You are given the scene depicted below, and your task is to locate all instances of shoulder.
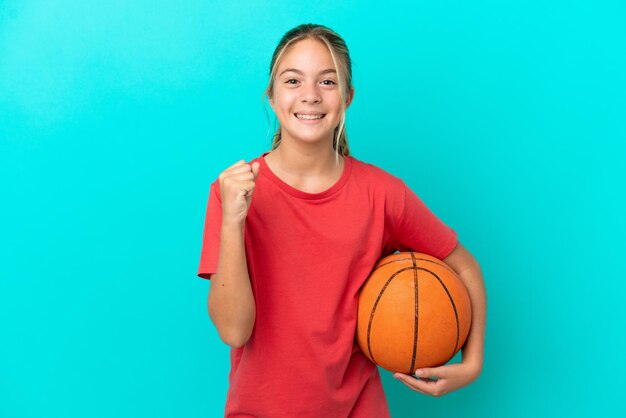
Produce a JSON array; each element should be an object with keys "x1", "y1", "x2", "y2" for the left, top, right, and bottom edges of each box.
[
  {"x1": 348, "y1": 155, "x2": 405, "y2": 190},
  {"x1": 347, "y1": 155, "x2": 407, "y2": 221}
]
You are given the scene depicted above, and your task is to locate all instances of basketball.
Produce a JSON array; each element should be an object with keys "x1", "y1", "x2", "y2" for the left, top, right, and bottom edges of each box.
[{"x1": 356, "y1": 251, "x2": 472, "y2": 374}]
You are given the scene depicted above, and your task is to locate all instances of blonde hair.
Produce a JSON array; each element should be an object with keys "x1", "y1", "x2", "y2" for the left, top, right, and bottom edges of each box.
[{"x1": 261, "y1": 24, "x2": 353, "y2": 163}]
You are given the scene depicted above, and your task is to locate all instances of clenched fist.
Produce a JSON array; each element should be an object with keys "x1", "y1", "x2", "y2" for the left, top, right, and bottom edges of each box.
[{"x1": 218, "y1": 160, "x2": 261, "y2": 226}]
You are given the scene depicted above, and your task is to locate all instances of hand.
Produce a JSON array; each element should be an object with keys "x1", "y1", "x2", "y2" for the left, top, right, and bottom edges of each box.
[
  {"x1": 392, "y1": 361, "x2": 481, "y2": 397},
  {"x1": 219, "y1": 160, "x2": 261, "y2": 226}
]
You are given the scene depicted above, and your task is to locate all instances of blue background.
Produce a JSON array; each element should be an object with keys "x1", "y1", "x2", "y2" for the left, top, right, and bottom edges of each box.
[{"x1": 1, "y1": 0, "x2": 624, "y2": 417}]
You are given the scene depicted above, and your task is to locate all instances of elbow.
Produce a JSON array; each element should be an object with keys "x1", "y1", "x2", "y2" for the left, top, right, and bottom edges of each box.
[
  {"x1": 207, "y1": 279, "x2": 256, "y2": 348},
  {"x1": 220, "y1": 326, "x2": 253, "y2": 348},
  {"x1": 208, "y1": 305, "x2": 256, "y2": 349},
  {"x1": 226, "y1": 338, "x2": 248, "y2": 349}
]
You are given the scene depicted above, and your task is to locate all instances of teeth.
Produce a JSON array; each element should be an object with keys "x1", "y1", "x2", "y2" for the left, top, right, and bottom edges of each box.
[{"x1": 296, "y1": 113, "x2": 324, "y2": 120}]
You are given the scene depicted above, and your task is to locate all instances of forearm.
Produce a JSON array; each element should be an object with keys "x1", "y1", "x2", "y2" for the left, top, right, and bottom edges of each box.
[
  {"x1": 208, "y1": 222, "x2": 256, "y2": 348},
  {"x1": 457, "y1": 264, "x2": 486, "y2": 372}
]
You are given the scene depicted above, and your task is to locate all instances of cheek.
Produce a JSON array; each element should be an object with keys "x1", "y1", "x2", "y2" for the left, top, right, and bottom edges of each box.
[
  {"x1": 325, "y1": 92, "x2": 343, "y2": 109},
  {"x1": 274, "y1": 93, "x2": 296, "y2": 112}
]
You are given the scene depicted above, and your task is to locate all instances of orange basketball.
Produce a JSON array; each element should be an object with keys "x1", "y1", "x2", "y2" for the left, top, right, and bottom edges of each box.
[{"x1": 356, "y1": 251, "x2": 472, "y2": 374}]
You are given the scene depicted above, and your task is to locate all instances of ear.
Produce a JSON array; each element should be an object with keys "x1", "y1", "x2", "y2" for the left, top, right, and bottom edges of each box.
[
  {"x1": 345, "y1": 87, "x2": 355, "y2": 109},
  {"x1": 267, "y1": 89, "x2": 274, "y2": 110}
]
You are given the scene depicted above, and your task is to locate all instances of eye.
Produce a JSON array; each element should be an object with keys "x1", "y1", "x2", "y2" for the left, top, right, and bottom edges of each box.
[
  {"x1": 285, "y1": 79, "x2": 299, "y2": 85},
  {"x1": 321, "y1": 80, "x2": 337, "y2": 85}
]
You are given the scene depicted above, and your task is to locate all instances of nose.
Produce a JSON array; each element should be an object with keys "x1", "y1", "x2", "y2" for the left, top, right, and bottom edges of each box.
[{"x1": 300, "y1": 83, "x2": 321, "y2": 104}]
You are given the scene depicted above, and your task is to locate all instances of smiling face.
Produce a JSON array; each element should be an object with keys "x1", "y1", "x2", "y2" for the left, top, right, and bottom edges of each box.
[{"x1": 269, "y1": 38, "x2": 353, "y2": 149}]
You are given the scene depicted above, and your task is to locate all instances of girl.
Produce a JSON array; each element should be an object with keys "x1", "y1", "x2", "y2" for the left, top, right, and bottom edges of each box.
[{"x1": 197, "y1": 23, "x2": 486, "y2": 418}]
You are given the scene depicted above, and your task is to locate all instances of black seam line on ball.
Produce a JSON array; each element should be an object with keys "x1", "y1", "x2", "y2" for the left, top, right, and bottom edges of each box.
[
  {"x1": 366, "y1": 266, "x2": 417, "y2": 366},
  {"x1": 373, "y1": 256, "x2": 454, "y2": 275},
  {"x1": 423, "y1": 268, "x2": 461, "y2": 362},
  {"x1": 410, "y1": 252, "x2": 418, "y2": 376}
]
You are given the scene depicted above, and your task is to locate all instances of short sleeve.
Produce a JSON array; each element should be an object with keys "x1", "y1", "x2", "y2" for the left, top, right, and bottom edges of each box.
[
  {"x1": 389, "y1": 180, "x2": 458, "y2": 260},
  {"x1": 197, "y1": 179, "x2": 222, "y2": 280}
]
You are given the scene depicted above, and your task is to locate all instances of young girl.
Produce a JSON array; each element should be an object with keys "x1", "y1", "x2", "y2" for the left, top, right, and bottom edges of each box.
[{"x1": 197, "y1": 23, "x2": 486, "y2": 418}]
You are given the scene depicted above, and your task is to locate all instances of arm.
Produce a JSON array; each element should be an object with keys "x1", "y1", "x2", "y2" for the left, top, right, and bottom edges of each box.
[
  {"x1": 442, "y1": 241, "x2": 486, "y2": 374},
  {"x1": 208, "y1": 223, "x2": 256, "y2": 349},
  {"x1": 207, "y1": 161, "x2": 260, "y2": 349},
  {"x1": 393, "y1": 241, "x2": 487, "y2": 396}
]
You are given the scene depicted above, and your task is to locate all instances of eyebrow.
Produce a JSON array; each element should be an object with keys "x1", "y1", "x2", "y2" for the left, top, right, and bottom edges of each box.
[{"x1": 279, "y1": 68, "x2": 337, "y2": 77}]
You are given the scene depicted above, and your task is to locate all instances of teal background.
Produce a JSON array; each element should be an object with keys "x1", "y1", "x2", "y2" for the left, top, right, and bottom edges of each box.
[{"x1": 1, "y1": 0, "x2": 624, "y2": 417}]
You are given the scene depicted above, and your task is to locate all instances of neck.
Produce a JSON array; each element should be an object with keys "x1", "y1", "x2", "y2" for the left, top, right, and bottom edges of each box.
[{"x1": 270, "y1": 138, "x2": 342, "y2": 177}]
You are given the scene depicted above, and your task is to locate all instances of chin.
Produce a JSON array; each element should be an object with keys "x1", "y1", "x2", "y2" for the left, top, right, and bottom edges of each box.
[{"x1": 296, "y1": 132, "x2": 335, "y2": 144}]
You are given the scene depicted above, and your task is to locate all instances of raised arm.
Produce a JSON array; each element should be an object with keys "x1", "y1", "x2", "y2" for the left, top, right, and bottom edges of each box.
[{"x1": 208, "y1": 160, "x2": 260, "y2": 348}]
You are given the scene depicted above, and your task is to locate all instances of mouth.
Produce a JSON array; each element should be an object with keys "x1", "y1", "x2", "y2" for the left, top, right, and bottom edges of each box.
[{"x1": 294, "y1": 113, "x2": 326, "y2": 120}]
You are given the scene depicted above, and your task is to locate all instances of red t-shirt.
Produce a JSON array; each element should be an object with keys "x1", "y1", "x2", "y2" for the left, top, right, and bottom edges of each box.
[{"x1": 197, "y1": 152, "x2": 458, "y2": 418}]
